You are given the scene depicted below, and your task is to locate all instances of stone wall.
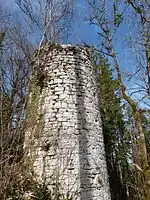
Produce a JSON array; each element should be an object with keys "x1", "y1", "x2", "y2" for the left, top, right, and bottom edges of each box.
[{"x1": 25, "y1": 44, "x2": 111, "y2": 200}]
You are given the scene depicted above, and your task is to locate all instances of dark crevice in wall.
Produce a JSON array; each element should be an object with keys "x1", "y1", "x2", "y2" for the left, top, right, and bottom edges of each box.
[{"x1": 74, "y1": 53, "x2": 92, "y2": 200}]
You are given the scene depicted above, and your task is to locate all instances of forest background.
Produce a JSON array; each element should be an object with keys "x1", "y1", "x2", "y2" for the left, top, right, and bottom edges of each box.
[{"x1": 0, "y1": 0, "x2": 149, "y2": 200}]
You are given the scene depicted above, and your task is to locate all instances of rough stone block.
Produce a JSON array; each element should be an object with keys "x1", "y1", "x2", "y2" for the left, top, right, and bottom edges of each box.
[{"x1": 25, "y1": 45, "x2": 111, "y2": 200}]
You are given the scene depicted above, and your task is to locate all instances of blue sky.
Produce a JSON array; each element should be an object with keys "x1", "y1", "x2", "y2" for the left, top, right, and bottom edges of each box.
[
  {"x1": 0, "y1": 0, "x2": 149, "y2": 107},
  {"x1": 0, "y1": 0, "x2": 140, "y2": 71},
  {"x1": 0, "y1": 0, "x2": 16, "y2": 9}
]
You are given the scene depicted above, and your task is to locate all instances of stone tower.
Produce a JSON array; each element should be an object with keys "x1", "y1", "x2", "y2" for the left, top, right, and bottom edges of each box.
[{"x1": 25, "y1": 44, "x2": 111, "y2": 200}]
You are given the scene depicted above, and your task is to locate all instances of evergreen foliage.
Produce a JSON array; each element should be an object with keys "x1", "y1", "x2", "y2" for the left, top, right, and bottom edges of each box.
[
  {"x1": 96, "y1": 56, "x2": 129, "y2": 200},
  {"x1": 96, "y1": 55, "x2": 150, "y2": 199}
]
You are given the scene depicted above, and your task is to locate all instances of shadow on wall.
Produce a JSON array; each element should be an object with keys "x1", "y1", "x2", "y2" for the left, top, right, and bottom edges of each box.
[{"x1": 74, "y1": 53, "x2": 92, "y2": 200}]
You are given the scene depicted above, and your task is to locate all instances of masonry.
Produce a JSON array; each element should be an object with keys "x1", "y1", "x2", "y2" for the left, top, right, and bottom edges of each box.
[{"x1": 25, "y1": 44, "x2": 111, "y2": 200}]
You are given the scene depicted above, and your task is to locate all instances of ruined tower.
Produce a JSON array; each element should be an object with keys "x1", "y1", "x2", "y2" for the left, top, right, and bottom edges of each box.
[{"x1": 25, "y1": 44, "x2": 111, "y2": 200}]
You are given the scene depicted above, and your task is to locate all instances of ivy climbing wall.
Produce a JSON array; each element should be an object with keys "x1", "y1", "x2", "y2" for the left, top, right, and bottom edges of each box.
[{"x1": 25, "y1": 44, "x2": 111, "y2": 200}]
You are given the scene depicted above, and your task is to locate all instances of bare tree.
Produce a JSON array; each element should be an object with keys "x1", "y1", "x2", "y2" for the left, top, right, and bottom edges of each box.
[
  {"x1": 0, "y1": 10, "x2": 31, "y2": 198},
  {"x1": 87, "y1": 0, "x2": 150, "y2": 199},
  {"x1": 0, "y1": 1, "x2": 74, "y2": 197},
  {"x1": 127, "y1": 0, "x2": 150, "y2": 96},
  {"x1": 16, "y1": 0, "x2": 74, "y2": 47}
]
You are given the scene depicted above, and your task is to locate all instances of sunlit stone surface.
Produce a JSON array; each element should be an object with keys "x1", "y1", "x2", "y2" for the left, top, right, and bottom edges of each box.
[{"x1": 25, "y1": 44, "x2": 111, "y2": 200}]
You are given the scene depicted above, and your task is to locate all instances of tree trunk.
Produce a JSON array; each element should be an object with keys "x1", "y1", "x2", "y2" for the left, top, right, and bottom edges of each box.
[{"x1": 111, "y1": 43, "x2": 150, "y2": 200}]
